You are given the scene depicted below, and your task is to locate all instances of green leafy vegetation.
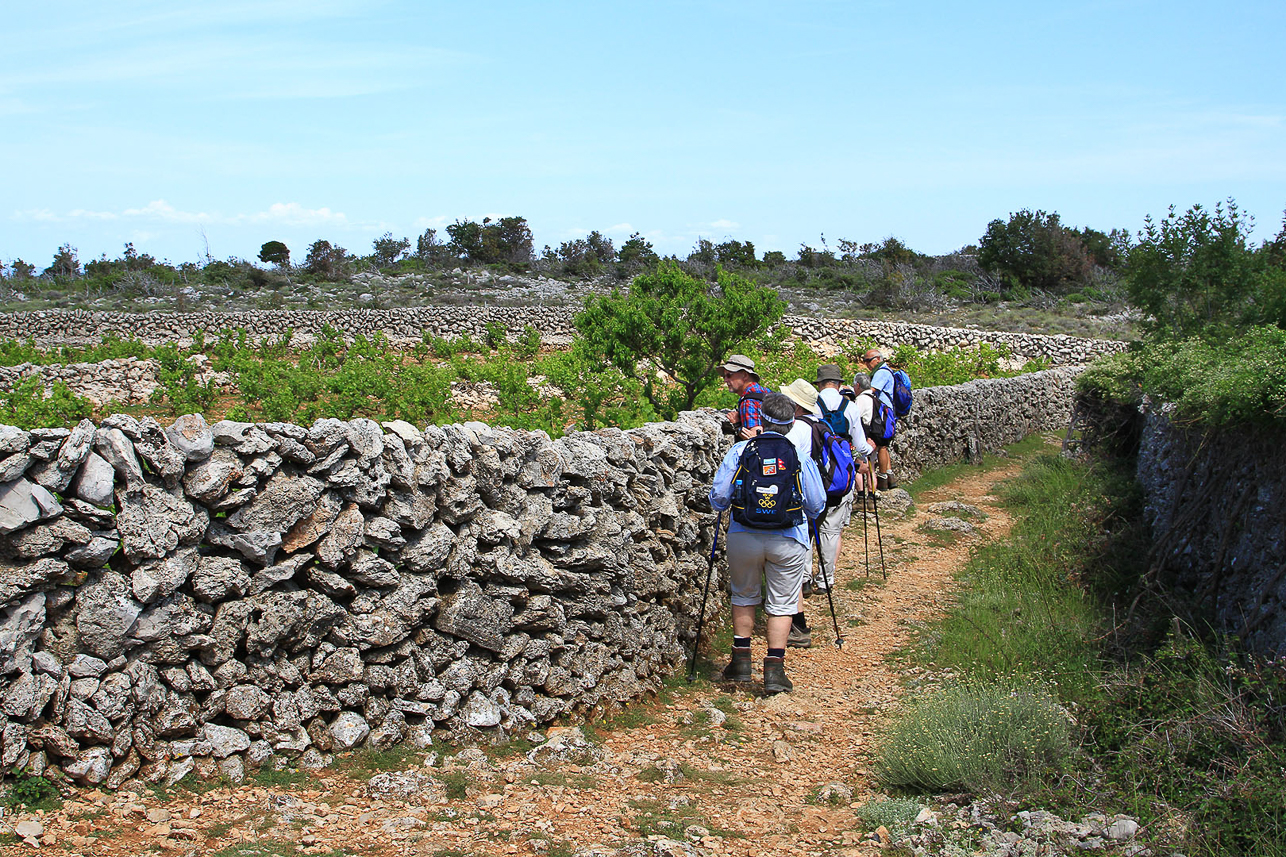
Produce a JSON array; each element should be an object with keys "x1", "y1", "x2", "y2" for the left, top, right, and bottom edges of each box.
[
  {"x1": 2, "y1": 771, "x2": 62, "y2": 811},
  {"x1": 1078, "y1": 326, "x2": 1286, "y2": 428},
  {"x1": 1077, "y1": 199, "x2": 1286, "y2": 433},
  {"x1": 575, "y1": 262, "x2": 786, "y2": 419},
  {"x1": 0, "y1": 375, "x2": 93, "y2": 429},
  {"x1": 0, "y1": 314, "x2": 1048, "y2": 432}
]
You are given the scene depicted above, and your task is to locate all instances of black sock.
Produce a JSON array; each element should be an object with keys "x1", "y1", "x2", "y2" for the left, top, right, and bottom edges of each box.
[
  {"x1": 733, "y1": 636, "x2": 751, "y2": 650},
  {"x1": 792, "y1": 612, "x2": 808, "y2": 630},
  {"x1": 767, "y1": 647, "x2": 786, "y2": 660}
]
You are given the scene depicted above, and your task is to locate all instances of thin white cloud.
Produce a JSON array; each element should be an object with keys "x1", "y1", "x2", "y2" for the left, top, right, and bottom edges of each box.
[
  {"x1": 11, "y1": 208, "x2": 60, "y2": 222},
  {"x1": 246, "y1": 203, "x2": 349, "y2": 227},
  {"x1": 709, "y1": 219, "x2": 740, "y2": 230},
  {"x1": 14, "y1": 200, "x2": 354, "y2": 228}
]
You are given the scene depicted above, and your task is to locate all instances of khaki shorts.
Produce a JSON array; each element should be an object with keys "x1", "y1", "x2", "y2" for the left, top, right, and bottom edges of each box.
[{"x1": 726, "y1": 530, "x2": 809, "y2": 616}]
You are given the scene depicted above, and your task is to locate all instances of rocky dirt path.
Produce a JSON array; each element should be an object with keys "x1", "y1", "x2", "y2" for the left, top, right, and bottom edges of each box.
[{"x1": 8, "y1": 457, "x2": 1029, "y2": 857}]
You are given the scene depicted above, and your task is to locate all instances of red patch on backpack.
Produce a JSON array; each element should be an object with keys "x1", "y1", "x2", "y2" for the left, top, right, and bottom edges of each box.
[{"x1": 761, "y1": 461, "x2": 777, "y2": 476}]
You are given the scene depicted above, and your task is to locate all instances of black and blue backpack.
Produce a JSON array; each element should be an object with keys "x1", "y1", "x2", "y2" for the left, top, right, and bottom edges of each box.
[
  {"x1": 799, "y1": 416, "x2": 856, "y2": 509},
  {"x1": 862, "y1": 390, "x2": 898, "y2": 443},
  {"x1": 730, "y1": 434, "x2": 805, "y2": 529}
]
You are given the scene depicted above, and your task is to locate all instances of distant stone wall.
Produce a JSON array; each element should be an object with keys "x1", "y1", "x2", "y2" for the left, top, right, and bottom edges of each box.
[
  {"x1": 0, "y1": 307, "x2": 1125, "y2": 365},
  {"x1": 1134, "y1": 410, "x2": 1286, "y2": 656},
  {"x1": 884, "y1": 367, "x2": 1082, "y2": 483},
  {"x1": 0, "y1": 357, "x2": 230, "y2": 407},
  {"x1": 787, "y1": 318, "x2": 1126, "y2": 365},
  {"x1": 0, "y1": 367, "x2": 1080, "y2": 789}
]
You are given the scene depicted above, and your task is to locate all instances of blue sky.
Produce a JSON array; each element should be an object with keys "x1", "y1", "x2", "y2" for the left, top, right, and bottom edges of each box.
[{"x1": 5, "y1": 0, "x2": 1285, "y2": 269}]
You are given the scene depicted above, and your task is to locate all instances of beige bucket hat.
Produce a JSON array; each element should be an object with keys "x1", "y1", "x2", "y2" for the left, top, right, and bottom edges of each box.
[{"x1": 780, "y1": 378, "x2": 821, "y2": 416}]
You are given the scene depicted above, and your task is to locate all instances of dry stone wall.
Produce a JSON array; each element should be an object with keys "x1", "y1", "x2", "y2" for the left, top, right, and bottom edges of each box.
[
  {"x1": 879, "y1": 367, "x2": 1081, "y2": 483},
  {"x1": 0, "y1": 367, "x2": 1080, "y2": 788},
  {"x1": 0, "y1": 411, "x2": 729, "y2": 788},
  {"x1": 1134, "y1": 410, "x2": 1286, "y2": 656},
  {"x1": 0, "y1": 307, "x2": 1124, "y2": 364}
]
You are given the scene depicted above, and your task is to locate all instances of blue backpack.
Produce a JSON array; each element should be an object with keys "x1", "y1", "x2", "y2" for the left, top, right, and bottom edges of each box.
[
  {"x1": 730, "y1": 434, "x2": 805, "y2": 530},
  {"x1": 891, "y1": 368, "x2": 913, "y2": 418},
  {"x1": 816, "y1": 395, "x2": 852, "y2": 439},
  {"x1": 800, "y1": 416, "x2": 856, "y2": 508},
  {"x1": 862, "y1": 390, "x2": 898, "y2": 443}
]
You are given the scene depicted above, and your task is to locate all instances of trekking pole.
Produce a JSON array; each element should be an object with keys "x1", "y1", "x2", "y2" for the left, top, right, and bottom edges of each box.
[
  {"x1": 861, "y1": 468, "x2": 871, "y2": 578},
  {"x1": 812, "y1": 517, "x2": 845, "y2": 648},
  {"x1": 688, "y1": 511, "x2": 725, "y2": 682},
  {"x1": 871, "y1": 480, "x2": 888, "y2": 581}
]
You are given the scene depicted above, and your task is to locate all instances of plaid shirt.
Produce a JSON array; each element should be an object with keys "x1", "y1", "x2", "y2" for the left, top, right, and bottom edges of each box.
[{"x1": 736, "y1": 382, "x2": 771, "y2": 430}]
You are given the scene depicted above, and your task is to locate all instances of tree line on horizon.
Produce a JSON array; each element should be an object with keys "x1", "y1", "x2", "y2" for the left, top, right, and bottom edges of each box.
[{"x1": 3, "y1": 204, "x2": 1284, "y2": 316}]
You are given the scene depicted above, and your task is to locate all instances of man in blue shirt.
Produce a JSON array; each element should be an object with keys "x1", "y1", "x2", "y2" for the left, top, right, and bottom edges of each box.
[
  {"x1": 860, "y1": 349, "x2": 898, "y2": 489},
  {"x1": 708, "y1": 392, "x2": 826, "y2": 694}
]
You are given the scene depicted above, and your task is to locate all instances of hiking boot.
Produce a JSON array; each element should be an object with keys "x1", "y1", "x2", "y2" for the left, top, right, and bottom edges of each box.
[
  {"x1": 763, "y1": 657, "x2": 793, "y2": 695},
  {"x1": 801, "y1": 576, "x2": 813, "y2": 598},
  {"x1": 787, "y1": 623, "x2": 812, "y2": 648},
  {"x1": 721, "y1": 647, "x2": 753, "y2": 682}
]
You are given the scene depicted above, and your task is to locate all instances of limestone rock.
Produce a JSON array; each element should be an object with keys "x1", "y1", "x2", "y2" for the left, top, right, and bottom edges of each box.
[
  {"x1": 0, "y1": 478, "x2": 43, "y2": 535},
  {"x1": 92, "y1": 427, "x2": 144, "y2": 490},
  {"x1": 165, "y1": 413, "x2": 214, "y2": 462},
  {"x1": 74, "y1": 572, "x2": 142, "y2": 660},
  {"x1": 0, "y1": 592, "x2": 46, "y2": 675},
  {"x1": 191, "y1": 555, "x2": 251, "y2": 603},
  {"x1": 203, "y1": 723, "x2": 252, "y2": 758},
  {"x1": 70, "y1": 451, "x2": 116, "y2": 505},
  {"x1": 130, "y1": 547, "x2": 200, "y2": 603},
  {"x1": 117, "y1": 484, "x2": 207, "y2": 563},
  {"x1": 434, "y1": 580, "x2": 513, "y2": 652},
  {"x1": 329, "y1": 711, "x2": 369, "y2": 750}
]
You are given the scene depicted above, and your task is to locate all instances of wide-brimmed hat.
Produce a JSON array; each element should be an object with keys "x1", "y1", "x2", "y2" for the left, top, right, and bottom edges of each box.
[
  {"x1": 781, "y1": 379, "x2": 821, "y2": 416},
  {"x1": 720, "y1": 354, "x2": 758, "y2": 378},
  {"x1": 816, "y1": 363, "x2": 844, "y2": 384}
]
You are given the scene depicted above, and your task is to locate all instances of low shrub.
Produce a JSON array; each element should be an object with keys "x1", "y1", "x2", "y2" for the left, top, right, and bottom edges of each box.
[
  {"x1": 873, "y1": 679, "x2": 1072, "y2": 793},
  {"x1": 2, "y1": 771, "x2": 62, "y2": 811},
  {"x1": 853, "y1": 798, "x2": 924, "y2": 838}
]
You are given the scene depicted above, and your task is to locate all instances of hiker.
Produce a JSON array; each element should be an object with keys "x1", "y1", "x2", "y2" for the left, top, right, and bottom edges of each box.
[
  {"x1": 814, "y1": 364, "x2": 874, "y2": 586},
  {"x1": 859, "y1": 349, "x2": 898, "y2": 489},
  {"x1": 708, "y1": 391, "x2": 825, "y2": 694},
  {"x1": 720, "y1": 354, "x2": 772, "y2": 441},
  {"x1": 779, "y1": 378, "x2": 824, "y2": 648}
]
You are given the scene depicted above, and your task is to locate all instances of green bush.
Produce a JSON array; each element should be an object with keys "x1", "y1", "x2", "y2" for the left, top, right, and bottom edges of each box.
[
  {"x1": 575, "y1": 261, "x2": 786, "y2": 419},
  {"x1": 1127, "y1": 200, "x2": 1286, "y2": 339},
  {"x1": 874, "y1": 679, "x2": 1072, "y2": 793},
  {"x1": 0, "y1": 377, "x2": 93, "y2": 429},
  {"x1": 2, "y1": 772, "x2": 62, "y2": 811},
  {"x1": 1078, "y1": 327, "x2": 1286, "y2": 429}
]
